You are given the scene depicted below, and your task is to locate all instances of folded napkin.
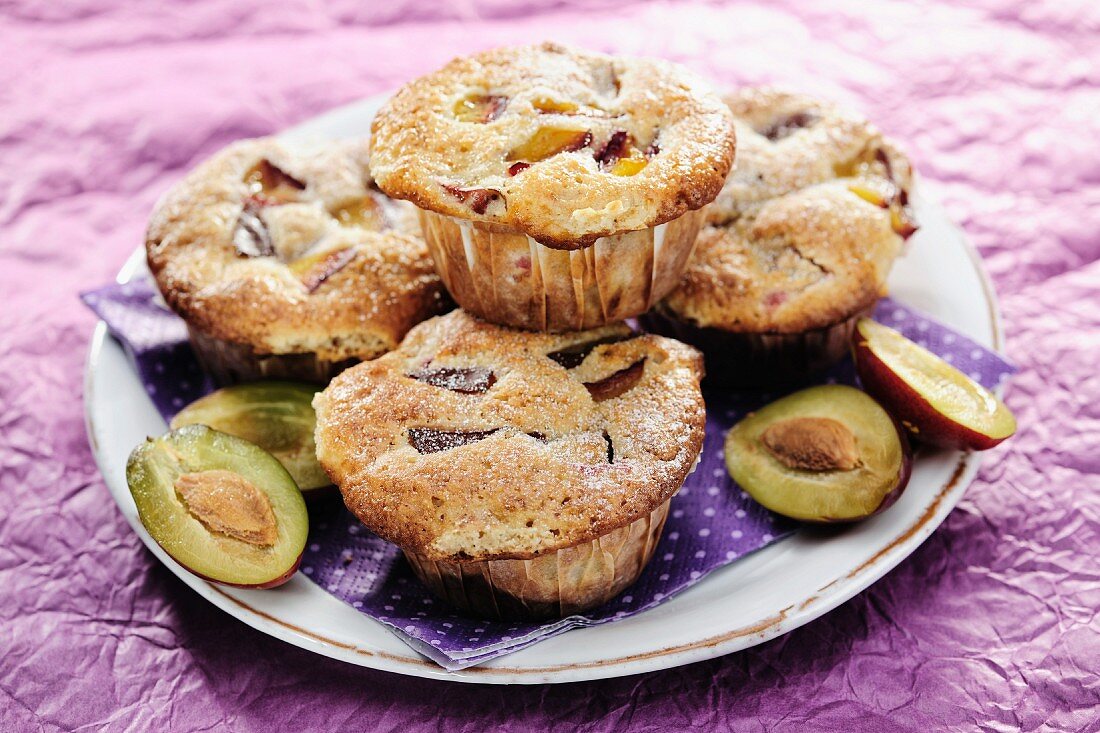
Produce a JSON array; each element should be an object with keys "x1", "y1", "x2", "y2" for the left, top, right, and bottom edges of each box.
[{"x1": 82, "y1": 279, "x2": 1014, "y2": 669}]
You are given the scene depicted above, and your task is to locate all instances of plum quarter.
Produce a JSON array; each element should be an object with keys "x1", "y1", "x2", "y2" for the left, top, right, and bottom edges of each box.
[{"x1": 852, "y1": 318, "x2": 1016, "y2": 450}]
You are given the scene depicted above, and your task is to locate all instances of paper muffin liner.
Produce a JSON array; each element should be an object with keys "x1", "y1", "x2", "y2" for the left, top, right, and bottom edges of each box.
[
  {"x1": 186, "y1": 326, "x2": 357, "y2": 385},
  {"x1": 418, "y1": 209, "x2": 706, "y2": 332},
  {"x1": 640, "y1": 305, "x2": 876, "y2": 387},
  {"x1": 403, "y1": 500, "x2": 671, "y2": 621}
]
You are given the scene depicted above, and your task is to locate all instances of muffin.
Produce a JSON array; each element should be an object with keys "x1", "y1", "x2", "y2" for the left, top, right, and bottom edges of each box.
[
  {"x1": 369, "y1": 42, "x2": 735, "y2": 332},
  {"x1": 146, "y1": 138, "x2": 451, "y2": 384},
  {"x1": 643, "y1": 88, "x2": 917, "y2": 385},
  {"x1": 313, "y1": 310, "x2": 706, "y2": 619}
]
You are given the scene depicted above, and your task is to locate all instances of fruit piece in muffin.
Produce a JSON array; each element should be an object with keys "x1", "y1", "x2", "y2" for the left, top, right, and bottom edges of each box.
[
  {"x1": 708, "y1": 87, "x2": 916, "y2": 234},
  {"x1": 369, "y1": 42, "x2": 735, "y2": 250}
]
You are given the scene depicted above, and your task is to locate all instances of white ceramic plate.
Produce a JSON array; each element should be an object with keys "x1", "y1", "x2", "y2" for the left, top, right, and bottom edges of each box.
[{"x1": 84, "y1": 94, "x2": 1004, "y2": 684}]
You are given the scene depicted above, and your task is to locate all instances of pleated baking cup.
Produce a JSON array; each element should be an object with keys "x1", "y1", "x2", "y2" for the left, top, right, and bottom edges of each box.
[
  {"x1": 639, "y1": 304, "x2": 876, "y2": 388},
  {"x1": 403, "y1": 501, "x2": 671, "y2": 621},
  {"x1": 186, "y1": 326, "x2": 358, "y2": 385},
  {"x1": 418, "y1": 209, "x2": 706, "y2": 332}
]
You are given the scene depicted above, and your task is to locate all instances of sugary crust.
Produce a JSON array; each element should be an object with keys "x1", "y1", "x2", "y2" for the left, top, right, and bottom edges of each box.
[
  {"x1": 314, "y1": 311, "x2": 706, "y2": 561},
  {"x1": 667, "y1": 182, "x2": 904, "y2": 332},
  {"x1": 146, "y1": 138, "x2": 450, "y2": 361},
  {"x1": 663, "y1": 88, "x2": 914, "y2": 333},
  {"x1": 369, "y1": 43, "x2": 735, "y2": 250},
  {"x1": 706, "y1": 87, "x2": 911, "y2": 224}
]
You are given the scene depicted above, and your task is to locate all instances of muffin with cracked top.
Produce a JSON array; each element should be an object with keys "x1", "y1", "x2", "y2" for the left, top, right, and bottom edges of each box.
[
  {"x1": 313, "y1": 310, "x2": 706, "y2": 619},
  {"x1": 146, "y1": 138, "x2": 451, "y2": 384},
  {"x1": 643, "y1": 88, "x2": 918, "y2": 385},
  {"x1": 369, "y1": 42, "x2": 735, "y2": 332}
]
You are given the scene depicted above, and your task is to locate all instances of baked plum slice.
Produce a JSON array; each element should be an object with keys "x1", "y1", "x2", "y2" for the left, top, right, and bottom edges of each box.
[
  {"x1": 725, "y1": 385, "x2": 912, "y2": 523},
  {"x1": 441, "y1": 183, "x2": 501, "y2": 214},
  {"x1": 453, "y1": 93, "x2": 508, "y2": 123},
  {"x1": 584, "y1": 359, "x2": 645, "y2": 402},
  {"x1": 594, "y1": 130, "x2": 649, "y2": 176},
  {"x1": 170, "y1": 382, "x2": 329, "y2": 493},
  {"x1": 506, "y1": 126, "x2": 592, "y2": 163},
  {"x1": 244, "y1": 159, "x2": 305, "y2": 204},
  {"x1": 853, "y1": 318, "x2": 1016, "y2": 450},
  {"x1": 126, "y1": 425, "x2": 309, "y2": 588},
  {"x1": 289, "y1": 247, "x2": 357, "y2": 293}
]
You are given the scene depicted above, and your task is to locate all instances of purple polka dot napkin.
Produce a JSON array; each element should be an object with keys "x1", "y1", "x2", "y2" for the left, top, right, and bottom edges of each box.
[
  {"x1": 81, "y1": 279, "x2": 1014, "y2": 670},
  {"x1": 81, "y1": 281, "x2": 216, "y2": 417}
]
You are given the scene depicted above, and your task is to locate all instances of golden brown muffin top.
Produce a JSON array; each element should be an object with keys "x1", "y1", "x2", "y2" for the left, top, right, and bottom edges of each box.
[
  {"x1": 146, "y1": 138, "x2": 450, "y2": 361},
  {"x1": 661, "y1": 88, "x2": 917, "y2": 333},
  {"x1": 314, "y1": 311, "x2": 706, "y2": 561},
  {"x1": 369, "y1": 42, "x2": 735, "y2": 250}
]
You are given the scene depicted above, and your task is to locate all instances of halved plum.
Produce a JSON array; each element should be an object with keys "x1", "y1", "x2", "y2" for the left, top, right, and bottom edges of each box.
[
  {"x1": 853, "y1": 318, "x2": 1016, "y2": 449},
  {"x1": 170, "y1": 382, "x2": 330, "y2": 493},
  {"x1": 126, "y1": 425, "x2": 308, "y2": 588},
  {"x1": 725, "y1": 385, "x2": 912, "y2": 523}
]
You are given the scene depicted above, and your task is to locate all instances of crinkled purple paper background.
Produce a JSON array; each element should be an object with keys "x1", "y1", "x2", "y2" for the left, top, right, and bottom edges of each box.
[
  {"x1": 4, "y1": 0, "x2": 1099, "y2": 729},
  {"x1": 82, "y1": 280, "x2": 1013, "y2": 670}
]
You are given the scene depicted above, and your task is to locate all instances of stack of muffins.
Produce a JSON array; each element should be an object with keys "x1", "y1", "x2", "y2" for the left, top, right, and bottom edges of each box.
[{"x1": 147, "y1": 43, "x2": 915, "y2": 620}]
